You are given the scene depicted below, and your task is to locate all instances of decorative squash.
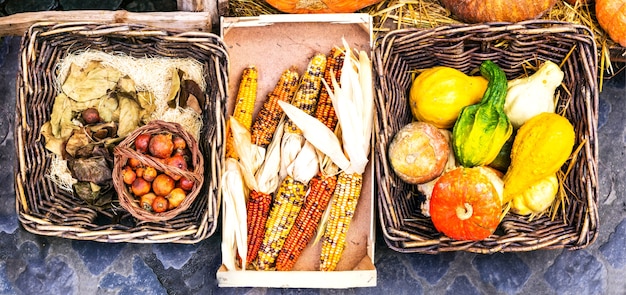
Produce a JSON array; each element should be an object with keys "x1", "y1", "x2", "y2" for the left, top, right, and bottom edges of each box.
[
  {"x1": 452, "y1": 60, "x2": 512, "y2": 168},
  {"x1": 440, "y1": 0, "x2": 557, "y2": 23},
  {"x1": 265, "y1": 0, "x2": 383, "y2": 13},
  {"x1": 409, "y1": 66, "x2": 487, "y2": 129},
  {"x1": 388, "y1": 121, "x2": 450, "y2": 184},
  {"x1": 429, "y1": 167, "x2": 502, "y2": 241},
  {"x1": 596, "y1": 0, "x2": 626, "y2": 46},
  {"x1": 502, "y1": 112, "x2": 575, "y2": 203}
]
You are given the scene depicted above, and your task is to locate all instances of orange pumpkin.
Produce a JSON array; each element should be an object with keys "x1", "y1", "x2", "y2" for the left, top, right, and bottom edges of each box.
[
  {"x1": 596, "y1": 0, "x2": 626, "y2": 46},
  {"x1": 265, "y1": 0, "x2": 383, "y2": 13},
  {"x1": 440, "y1": 0, "x2": 557, "y2": 23},
  {"x1": 429, "y1": 167, "x2": 502, "y2": 241}
]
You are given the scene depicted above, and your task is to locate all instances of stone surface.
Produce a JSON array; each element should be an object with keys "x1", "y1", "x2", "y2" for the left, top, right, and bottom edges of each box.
[
  {"x1": 544, "y1": 250, "x2": 607, "y2": 295},
  {"x1": 445, "y1": 275, "x2": 481, "y2": 295},
  {"x1": 3, "y1": 0, "x2": 56, "y2": 14},
  {"x1": 473, "y1": 253, "x2": 531, "y2": 294},
  {"x1": 600, "y1": 219, "x2": 626, "y2": 269}
]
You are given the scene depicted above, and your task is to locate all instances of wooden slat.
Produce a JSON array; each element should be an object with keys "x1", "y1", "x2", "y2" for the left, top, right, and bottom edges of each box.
[{"x1": 0, "y1": 10, "x2": 213, "y2": 37}]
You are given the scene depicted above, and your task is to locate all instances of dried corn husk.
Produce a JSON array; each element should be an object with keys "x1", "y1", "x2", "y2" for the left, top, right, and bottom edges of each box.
[
  {"x1": 255, "y1": 120, "x2": 285, "y2": 195},
  {"x1": 221, "y1": 158, "x2": 248, "y2": 271},
  {"x1": 278, "y1": 101, "x2": 350, "y2": 172},
  {"x1": 229, "y1": 116, "x2": 259, "y2": 191}
]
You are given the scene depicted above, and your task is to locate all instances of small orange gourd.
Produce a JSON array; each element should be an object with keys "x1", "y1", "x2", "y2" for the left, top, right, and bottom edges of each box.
[
  {"x1": 596, "y1": 0, "x2": 626, "y2": 46},
  {"x1": 429, "y1": 167, "x2": 502, "y2": 241},
  {"x1": 265, "y1": 0, "x2": 383, "y2": 13},
  {"x1": 440, "y1": 0, "x2": 557, "y2": 23}
]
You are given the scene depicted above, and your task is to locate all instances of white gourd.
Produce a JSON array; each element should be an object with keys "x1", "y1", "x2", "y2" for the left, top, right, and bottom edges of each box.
[{"x1": 504, "y1": 61, "x2": 564, "y2": 128}]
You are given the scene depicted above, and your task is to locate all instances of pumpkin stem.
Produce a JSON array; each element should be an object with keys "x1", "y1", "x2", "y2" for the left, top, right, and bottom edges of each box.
[{"x1": 456, "y1": 203, "x2": 473, "y2": 220}]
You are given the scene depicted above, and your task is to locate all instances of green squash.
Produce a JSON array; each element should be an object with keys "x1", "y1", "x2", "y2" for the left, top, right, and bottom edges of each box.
[{"x1": 452, "y1": 60, "x2": 513, "y2": 167}]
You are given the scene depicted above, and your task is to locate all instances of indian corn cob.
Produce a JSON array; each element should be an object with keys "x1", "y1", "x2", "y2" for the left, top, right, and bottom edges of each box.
[
  {"x1": 251, "y1": 68, "x2": 299, "y2": 147},
  {"x1": 226, "y1": 65, "x2": 258, "y2": 159},
  {"x1": 245, "y1": 190, "x2": 273, "y2": 264},
  {"x1": 276, "y1": 173, "x2": 338, "y2": 271},
  {"x1": 314, "y1": 48, "x2": 345, "y2": 131},
  {"x1": 320, "y1": 171, "x2": 363, "y2": 271},
  {"x1": 256, "y1": 175, "x2": 308, "y2": 270},
  {"x1": 274, "y1": 50, "x2": 345, "y2": 271},
  {"x1": 284, "y1": 53, "x2": 327, "y2": 134},
  {"x1": 245, "y1": 69, "x2": 299, "y2": 265},
  {"x1": 280, "y1": 53, "x2": 327, "y2": 179}
]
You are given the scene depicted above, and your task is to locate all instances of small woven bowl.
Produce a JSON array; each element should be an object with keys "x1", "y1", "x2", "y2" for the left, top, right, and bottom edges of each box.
[{"x1": 113, "y1": 120, "x2": 204, "y2": 222}]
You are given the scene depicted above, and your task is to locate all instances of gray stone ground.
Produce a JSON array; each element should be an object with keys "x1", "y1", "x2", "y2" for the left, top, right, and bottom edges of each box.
[{"x1": 0, "y1": 17, "x2": 624, "y2": 295}]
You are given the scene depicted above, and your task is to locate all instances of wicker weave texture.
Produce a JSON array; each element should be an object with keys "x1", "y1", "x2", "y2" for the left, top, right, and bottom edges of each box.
[
  {"x1": 373, "y1": 21, "x2": 599, "y2": 253},
  {"x1": 114, "y1": 120, "x2": 204, "y2": 222},
  {"x1": 14, "y1": 22, "x2": 228, "y2": 243}
]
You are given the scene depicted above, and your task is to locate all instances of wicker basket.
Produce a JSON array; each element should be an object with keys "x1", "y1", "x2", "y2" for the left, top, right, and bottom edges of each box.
[
  {"x1": 14, "y1": 22, "x2": 227, "y2": 243},
  {"x1": 113, "y1": 120, "x2": 204, "y2": 222},
  {"x1": 373, "y1": 20, "x2": 599, "y2": 253}
]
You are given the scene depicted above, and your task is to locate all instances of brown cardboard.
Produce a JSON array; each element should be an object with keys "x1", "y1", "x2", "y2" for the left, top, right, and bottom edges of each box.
[{"x1": 217, "y1": 14, "x2": 375, "y2": 288}]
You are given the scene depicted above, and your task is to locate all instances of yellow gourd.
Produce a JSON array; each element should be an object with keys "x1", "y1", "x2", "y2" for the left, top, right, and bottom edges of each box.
[
  {"x1": 510, "y1": 173, "x2": 558, "y2": 215},
  {"x1": 409, "y1": 66, "x2": 488, "y2": 129},
  {"x1": 503, "y1": 113, "x2": 574, "y2": 203}
]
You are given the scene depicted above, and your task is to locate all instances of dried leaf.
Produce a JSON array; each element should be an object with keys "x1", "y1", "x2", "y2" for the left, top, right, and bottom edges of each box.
[
  {"x1": 97, "y1": 95, "x2": 119, "y2": 122},
  {"x1": 65, "y1": 131, "x2": 91, "y2": 157},
  {"x1": 182, "y1": 79, "x2": 205, "y2": 109},
  {"x1": 186, "y1": 94, "x2": 202, "y2": 115},
  {"x1": 288, "y1": 141, "x2": 319, "y2": 183},
  {"x1": 40, "y1": 122, "x2": 66, "y2": 156},
  {"x1": 69, "y1": 157, "x2": 112, "y2": 184},
  {"x1": 70, "y1": 96, "x2": 101, "y2": 112},
  {"x1": 166, "y1": 68, "x2": 182, "y2": 108},
  {"x1": 50, "y1": 93, "x2": 75, "y2": 139},
  {"x1": 117, "y1": 75, "x2": 136, "y2": 95},
  {"x1": 62, "y1": 61, "x2": 121, "y2": 102},
  {"x1": 137, "y1": 91, "x2": 156, "y2": 122},
  {"x1": 117, "y1": 97, "x2": 141, "y2": 137},
  {"x1": 73, "y1": 181, "x2": 113, "y2": 207}
]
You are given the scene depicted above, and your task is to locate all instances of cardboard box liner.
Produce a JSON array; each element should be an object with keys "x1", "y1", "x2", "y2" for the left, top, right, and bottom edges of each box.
[{"x1": 217, "y1": 14, "x2": 376, "y2": 288}]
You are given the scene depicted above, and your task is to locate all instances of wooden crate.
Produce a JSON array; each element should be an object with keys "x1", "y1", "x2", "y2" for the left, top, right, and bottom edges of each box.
[{"x1": 216, "y1": 13, "x2": 377, "y2": 288}]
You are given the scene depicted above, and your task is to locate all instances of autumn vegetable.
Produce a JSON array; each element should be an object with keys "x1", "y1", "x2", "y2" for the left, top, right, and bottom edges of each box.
[
  {"x1": 226, "y1": 65, "x2": 258, "y2": 160},
  {"x1": 275, "y1": 50, "x2": 345, "y2": 271},
  {"x1": 265, "y1": 0, "x2": 383, "y2": 13},
  {"x1": 388, "y1": 121, "x2": 450, "y2": 184},
  {"x1": 429, "y1": 167, "x2": 502, "y2": 241},
  {"x1": 596, "y1": 0, "x2": 626, "y2": 46},
  {"x1": 504, "y1": 61, "x2": 564, "y2": 128},
  {"x1": 278, "y1": 42, "x2": 373, "y2": 271},
  {"x1": 250, "y1": 68, "x2": 300, "y2": 148},
  {"x1": 488, "y1": 131, "x2": 515, "y2": 172},
  {"x1": 452, "y1": 60, "x2": 513, "y2": 168},
  {"x1": 256, "y1": 141, "x2": 320, "y2": 270},
  {"x1": 417, "y1": 129, "x2": 459, "y2": 217},
  {"x1": 280, "y1": 53, "x2": 327, "y2": 179},
  {"x1": 246, "y1": 69, "x2": 299, "y2": 266},
  {"x1": 409, "y1": 66, "x2": 487, "y2": 129},
  {"x1": 440, "y1": 0, "x2": 557, "y2": 23},
  {"x1": 256, "y1": 54, "x2": 327, "y2": 270},
  {"x1": 503, "y1": 112, "x2": 575, "y2": 203},
  {"x1": 314, "y1": 47, "x2": 345, "y2": 131},
  {"x1": 510, "y1": 174, "x2": 559, "y2": 215},
  {"x1": 118, "y1": 130, "x2": 195, "y2": 215}
]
